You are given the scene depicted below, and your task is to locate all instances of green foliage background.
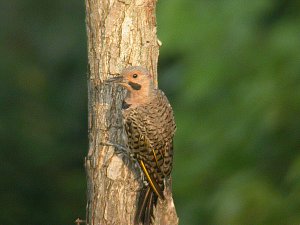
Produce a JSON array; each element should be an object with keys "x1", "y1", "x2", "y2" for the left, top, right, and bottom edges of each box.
[{"x1": 1, "y1": 0, "x2": 299, "y2": 224}]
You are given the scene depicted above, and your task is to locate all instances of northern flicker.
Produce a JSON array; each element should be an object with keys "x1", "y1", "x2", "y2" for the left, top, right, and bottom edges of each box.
[{"x1": 108, "y1": 66, "x2": 176, "y2": 225}]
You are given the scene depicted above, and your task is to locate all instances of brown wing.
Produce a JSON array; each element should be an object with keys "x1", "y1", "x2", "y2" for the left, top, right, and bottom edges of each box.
[
  {"x1": 140, "y1": 90, "x2": 176, "y2": 178},
  {"x1": 124, "y1": 116, "x2": 165, "y2": 199}
]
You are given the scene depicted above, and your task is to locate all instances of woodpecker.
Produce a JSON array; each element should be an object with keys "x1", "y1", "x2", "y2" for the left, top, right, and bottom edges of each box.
[{"x1": 108, "y1": 66, "x2": 176, "y2": 225}]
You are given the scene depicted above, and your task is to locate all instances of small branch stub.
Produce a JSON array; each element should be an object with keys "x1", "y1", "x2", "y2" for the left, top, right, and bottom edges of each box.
[{"x1": 75, "y1": 218, "x2": 86, "y2": 225}]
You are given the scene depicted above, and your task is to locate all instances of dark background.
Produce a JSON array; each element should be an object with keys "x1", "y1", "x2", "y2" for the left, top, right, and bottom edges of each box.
[{"x1": 1, "y1": 0, "x2": 300, "y2": 224}]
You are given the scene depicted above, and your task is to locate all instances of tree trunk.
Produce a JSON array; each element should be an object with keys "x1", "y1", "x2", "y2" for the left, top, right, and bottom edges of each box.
[{"x1": 85, "y1": 0, "x2": 178, "y2": 224}]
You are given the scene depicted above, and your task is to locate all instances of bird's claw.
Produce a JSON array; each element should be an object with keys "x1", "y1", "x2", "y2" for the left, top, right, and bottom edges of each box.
[{"x1": 101, "y1": 141, "x2": 129, "y2": 155}]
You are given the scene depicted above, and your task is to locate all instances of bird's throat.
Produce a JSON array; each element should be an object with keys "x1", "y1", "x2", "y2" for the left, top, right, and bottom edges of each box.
[{"x1": 125, "y1": 91, "x2": 153, "y2": 107}]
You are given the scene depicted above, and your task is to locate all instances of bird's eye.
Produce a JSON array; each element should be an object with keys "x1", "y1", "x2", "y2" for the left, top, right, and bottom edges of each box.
[{"x1": 132, "y1": 74, "x2": 138, "y2": 78}]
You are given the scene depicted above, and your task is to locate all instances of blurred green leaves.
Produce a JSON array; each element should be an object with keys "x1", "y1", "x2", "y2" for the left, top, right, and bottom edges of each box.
[
  {"x1": 158, "y1": 0, "x2": 300, "y2": 224},
  {"x1": 0, "y1": 0, "x2": 87, "y2": 224}
]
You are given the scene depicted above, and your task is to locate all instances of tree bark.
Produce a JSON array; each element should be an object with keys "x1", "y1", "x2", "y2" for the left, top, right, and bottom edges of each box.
[{"x1": 85, "y1": 0, "x2": 178, "y2": 224}]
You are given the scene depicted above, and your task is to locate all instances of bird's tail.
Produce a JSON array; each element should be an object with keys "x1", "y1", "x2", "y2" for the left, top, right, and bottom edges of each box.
[{"x1": 135, "y1": 186, "x2": 158, "y2": 225}]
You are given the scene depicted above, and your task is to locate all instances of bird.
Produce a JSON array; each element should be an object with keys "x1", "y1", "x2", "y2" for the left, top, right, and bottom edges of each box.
[{"x1": 107, "y1": 66, "x2": 176, "y2": 225}]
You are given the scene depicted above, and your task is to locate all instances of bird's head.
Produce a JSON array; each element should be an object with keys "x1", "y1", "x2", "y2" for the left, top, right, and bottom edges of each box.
[
  {"x1": 107, "y1": 66, "x2": 155, "y2": 105},
  {"x1": 108, "y1": 66, "x2": 154, "y2": 92}
]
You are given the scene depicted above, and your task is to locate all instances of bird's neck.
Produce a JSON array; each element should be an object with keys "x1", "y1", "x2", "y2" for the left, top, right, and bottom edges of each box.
[{"x1": 125, "y1": 88, "x2": 156, "y2": 107}]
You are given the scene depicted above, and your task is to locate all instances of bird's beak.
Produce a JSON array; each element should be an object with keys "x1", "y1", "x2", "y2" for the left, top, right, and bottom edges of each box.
[{"x1": 106, "y1": 75, "x2": 124, "y2": 84}]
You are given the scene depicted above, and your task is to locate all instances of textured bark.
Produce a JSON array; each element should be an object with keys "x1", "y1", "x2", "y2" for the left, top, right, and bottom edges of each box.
[{"x1": 85, "y1": 0, "x2": 178, "y2": 224}]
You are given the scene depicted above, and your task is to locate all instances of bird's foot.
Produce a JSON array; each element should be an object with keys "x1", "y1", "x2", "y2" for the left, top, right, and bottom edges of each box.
[{"x1": 101, "y1": 141, "x2": 129, "y2": 155}]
